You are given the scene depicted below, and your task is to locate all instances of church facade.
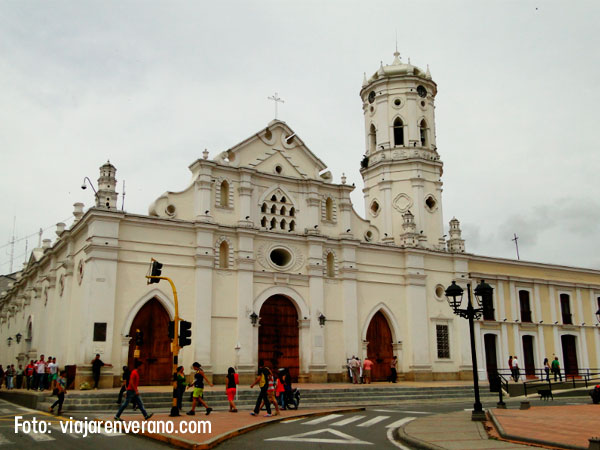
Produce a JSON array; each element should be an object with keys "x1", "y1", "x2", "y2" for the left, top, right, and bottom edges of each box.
[{"x1": 1, "y1": 53, "x2": 599, "y2": 386}]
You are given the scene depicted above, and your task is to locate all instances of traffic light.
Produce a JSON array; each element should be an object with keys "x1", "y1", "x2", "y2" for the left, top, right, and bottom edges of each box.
[
  {"x1": 135, "y1": 329, "x2": 144, "y2": 346},
  {"x1": 179, "y1": 320, "x2": 192, "y2": 347},
  {"x1": 168, "y1": 321, "x2": 175, "y2": 340},
  {"x1": 149, "y1": 260, "x2": 163, "y2": 284}
]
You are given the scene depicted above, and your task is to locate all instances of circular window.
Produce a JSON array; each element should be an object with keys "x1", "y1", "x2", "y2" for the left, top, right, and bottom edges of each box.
[
  {"x1": 275, "y1": 165, "x2": 283, "y2": 174},
  {"x1": 364, "y1": 230, "x2": 373, "y2": 242},
  {"x1": 368, "y1": 91, "x2": 376, "y2": 104},
  {"x1": 370, "y1": 106, "x2": 374, "y2": 113},
  {"x1": 394, "y1": 98, "x2": 401, "y2": 106},
  {"x1": 421, "y1": 100, "x2": 426, "y2": 107},
  {"x1": 165, "y1": 204, "x2": 176, "y2": 216},
  {"x1": 270, "y1": 248, "x2": 292, "y2": 268},
  {"x1": 435, "y1": 284, "x2": 445, "y2": 300},
  {"x1": 370, "y1": 200, "x2": 380, "y2": 216},
  {"x1": 417, "y1": 85, "x2": 427, "y2": 98}
]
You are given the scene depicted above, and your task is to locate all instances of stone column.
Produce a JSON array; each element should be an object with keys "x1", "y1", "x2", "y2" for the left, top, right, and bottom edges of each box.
[
  {"x1": 194, "y1": 165, "x2": 214, "y2": 222},
  {"x1": 340, "y1": 244, "x2": 359, "y2": 359},
  {"x1": 194, "y1": 227, "x2": 215, "y2": 376},
  {"x1": 237, "y1": 170, "x2": 254, "y2": 227},
  {"x1": 307, "y1": 236, "x2": 326, "y2": 382},
  {"x1": 236, "y1": 229, "x2": 256, "y2": 384}
]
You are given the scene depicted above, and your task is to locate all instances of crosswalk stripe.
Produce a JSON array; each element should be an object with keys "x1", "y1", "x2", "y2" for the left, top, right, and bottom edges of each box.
[
  {"x1": 330, "y1": 415, "x2": 366, "y2": 426},
  {"x1": 282, "y1": 418, "x2": 304, "y2": 423},
  {"x1": 0, "y1": 433, "x2": 13, "y2": 445},
  {"x1": 302, "y1": 414, "x2": 344, "y2": 425},
  {"x1": 357, "y1": 415, "x2": 390, "y2": 427},
  {"x1": 28, "y1": 433, "x2": 55, "y2": 442},
  {"x1": 386, "y1": 417, "x2": 416, "y2": 429}
]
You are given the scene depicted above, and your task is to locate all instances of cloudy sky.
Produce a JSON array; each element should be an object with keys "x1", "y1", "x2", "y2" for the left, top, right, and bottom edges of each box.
[{"x1": 1, "y1": 0, "x2": 599, "y2": 274}]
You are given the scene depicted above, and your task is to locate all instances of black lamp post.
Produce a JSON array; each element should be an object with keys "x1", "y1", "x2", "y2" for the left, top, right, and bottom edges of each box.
[
  {"x1": 318, "y1": 313, "x2": 327, "y2": 327},
  {"x1": 445, "y1": 279, "x2": 493, "y2": 421},
  {"x1": 250, "y1": 312, "x2": 259, "y2": 327}
]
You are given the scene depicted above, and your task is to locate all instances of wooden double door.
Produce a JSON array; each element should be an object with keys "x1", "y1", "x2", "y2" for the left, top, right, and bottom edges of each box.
[
  {"x1": 366, "y1": 311, "x2": 394, "y2": 381},
  {"x1": 561, "y1": 335, "x2": 579, "y2": 376},
  {"x1": 127, "y1": 298, "x2": 172, "y2": 385},
  {"x1": 258, "y1": 296, "x2": 300, "y2": 381}
]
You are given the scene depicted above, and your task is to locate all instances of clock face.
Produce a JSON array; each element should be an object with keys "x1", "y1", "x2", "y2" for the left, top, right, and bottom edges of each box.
[
  {"x1": 417, "y1": 85, "x2": 427, "y2": 98},
  {"x1": 368, "y1": 91, "x2": 376, "y2": 104}
]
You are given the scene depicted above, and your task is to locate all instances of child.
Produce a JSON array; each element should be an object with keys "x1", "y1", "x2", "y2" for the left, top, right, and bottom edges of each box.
[
  {"x1": 49, "y1": 371, "x2": 67, "y2": 415},
  {"x1": 187, "y1": 362, "x2": 213, "y2": 416},
  {"x1": 266, "y1": 368, "x2": 280, "y2": 416},
  {"x1": 226, "y1": 367, "x2": 238, "y2": 412}
]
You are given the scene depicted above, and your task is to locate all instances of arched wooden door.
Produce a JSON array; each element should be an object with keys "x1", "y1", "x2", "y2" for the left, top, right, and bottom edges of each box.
[
  {"x1": 127, "y1": 298, "x2": 172, "y2": 385},
  {"x1": 484, "y1": 334, "x2": 498, "y2": 378},
  {"x1": 258, "y1": 296, "x2": 300, "y2": 381},
  {"x1": 561, "y1": 335, "x2": 579, "y2": 376},
  {"x1": 366, "y1": 311, "x2": 394, "y2": 381}
]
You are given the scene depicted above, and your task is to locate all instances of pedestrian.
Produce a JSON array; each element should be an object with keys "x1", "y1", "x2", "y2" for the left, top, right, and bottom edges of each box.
[
  {"x1": 276, "y1": 369, "x2": 286, "y2": 408},
  {"x1": 590, "y1": 385, "x2": 600, "y2": 404},
  {"x1": 543, "y1": 358, "x2": 550, "y2": 381},
  {"x1": 48, "y1": 357, "x2": 58, "y2": 391},
  {"x1": 265, "y1": 368, "x2": 280, "y2": 416},
  {"x1": 389, "y1": 356, "x2": 398, "y2": 383},
  {"x1": 0, "y1": 365, "x2": 4, "y2": 389},
  {"x1": 116, "y1": 366, "x2": 130, "y2": 405},
  {"x1": 363, "y1": 358, "x2": 373, "y2": 384},
  {"x1": 225, "y1": 367, "x2": 238, "y2": 412},
  {"x1": 350, "y1": 356, "x2": 360, "y2": 384},
  {"x1": 250, "y1": 360, "x2": 272, "y2": 417},
  {"x1": 25, "y1": 360, "x2": 34, "y2": 390},
  {"x1": 35, "y1": 356, "x2": 46, "y2": 391},
  {"x1": 357, "y1": 357, "x2": 363, "y2": 383},
  {"x1": 186, "y1": 362, "x2": 213, "y2": 416},
  {"x1": 512, "y1": 356, "x2": 520, "y2": 382},
  {"x1": 49, "y1": 370, "x2": 67, "y2": 415},
  {"x1": 551, "y1": 357, "x2": 562, "y2": 381},
  {"x1": 175, "y1": 366, "x2": 186, "y2": 411},
  {"x1": 346, "y1": 358, "x2": 353, "y2": 383},
  {"x1": 44, "y1": 357, "x2": 51, "y2": 391},
  {"x1": 114, "y1": 360, "x2": 153, "y2": 421},
  {"x1": 91, "y1": 354, "x2": 104, "y2": 389},
  {"x1": 16, "y1": 365, "x2": 24, "y2": 389},
  {"x1": 508, "y1": 355, "x2": 513, "y2": 381},
  {"x1": 281, "y1": 367, "x2": 293, "y2": 409},
  {"x1": 6, "y1": 365, "x2": 15, "y2": 390}
]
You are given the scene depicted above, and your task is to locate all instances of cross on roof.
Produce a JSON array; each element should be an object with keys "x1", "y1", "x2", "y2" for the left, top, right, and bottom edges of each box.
[{"x1": 268, "y1": 92, "x2": 284, "y2": 119}]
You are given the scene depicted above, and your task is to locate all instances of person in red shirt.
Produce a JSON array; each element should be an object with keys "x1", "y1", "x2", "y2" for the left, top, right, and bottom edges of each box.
[
  {"x1": 25, "y1": 361, "x2": 35, "y2": 390},
  {"x1": 114, "y1": 360, "x2": 153, "y2": 421},
  {"x1": 363, "y1": 358, "x2": 374, "y2": 384}
]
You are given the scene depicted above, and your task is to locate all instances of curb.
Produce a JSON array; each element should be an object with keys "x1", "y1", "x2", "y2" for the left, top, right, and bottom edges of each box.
[
  {"x1": 487, "y1": 409, "x2": 587, "y2": 450},
  {"x1": 392, "y1": 419, "x2": 446, "y2": 450},
  {"x1": 100, "y1": 407, "x2": 366, "y2": 450}
]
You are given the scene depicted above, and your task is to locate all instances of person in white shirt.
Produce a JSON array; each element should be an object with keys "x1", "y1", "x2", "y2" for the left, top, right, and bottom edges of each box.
[
  {"x1": 48, "y1": 357, "x2": 58, "y2": 390},
  {"x1": 512, "y1": 356, "x2": 520, "y2": 382},
  {"x1": 36, "y1": 355, "x2": 46, "y2": 391}
]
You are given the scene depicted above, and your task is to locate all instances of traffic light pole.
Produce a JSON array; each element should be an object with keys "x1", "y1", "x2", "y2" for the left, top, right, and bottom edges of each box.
[{"x1": 147, "y1": 275, "x2": 180, "y2": 417}]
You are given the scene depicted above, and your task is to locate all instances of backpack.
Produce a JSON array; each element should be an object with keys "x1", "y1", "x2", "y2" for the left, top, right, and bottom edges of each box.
[{"x1": 259, "y1": 371, "x2": 266, "y2": 388}]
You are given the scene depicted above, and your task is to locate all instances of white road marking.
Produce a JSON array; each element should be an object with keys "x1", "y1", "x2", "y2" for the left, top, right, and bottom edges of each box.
[
  {"x1": 386, "y1": 427, "x2": 413, "y2": 450},
  {"x1": 28, "y1": 433, "x2": 55, "y2": 442},
  {"x1": 373, "y1": 409, "x2": 430, "y2": 414},
  {"x1": 386, "y1": 417, "x2": 416, "y2": 429},
  {"x1": 357, "y1": 416, "x2": 390, "y2": 427},
  {"x1": 302, "y1": 414, "x2": 344, "y2": 425},
  {"x1": 331, "y1": 415, "x2": 366, "y2": 426},
  {"x1": 281, "y1": 417, "x2": 304, "y2": 423},
  {"x1": 266, "y1": 428, "x2": 373, "y2": 445}
]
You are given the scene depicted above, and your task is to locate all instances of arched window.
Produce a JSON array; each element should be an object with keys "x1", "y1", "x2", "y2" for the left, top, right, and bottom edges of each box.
[
  {"x1": 280, "y1": 196, "x2": 286, "y2": 203},
  {"x1": 271, "y1": 204, "x2": 277, "y2": 214},
  {"x1": 419, "y1": 120, "x2": 428, "y2": 147},
  {"x1": 325, "y1": 198, "x2": 333, "y2": 221},
  {"x1": 289, "y1": 220, "x2": 295, "y2": 231},
  {"x1": 393, "y1": 118, "x2": 404, "y2": 147},
  {"x1": 289, "y1": 207, "x2": 295, "y2": 217},
  {"x1": 271, "y1": 194, "x2": 277, "y2": 201},
  {"x1": 261, "y1": 203, "x2": 267, "y2": 213},
  {"x1": 219, "y1": 241, "x2": 229, "y2": 269},
  {"x1": 220, "y1": 180, "x2": 230, "y2": 207},
  {"x1": 280, "y1": 206, "x2": 286, "y2": 215},
  {"x1": 280, "y1": 219, "x2": 286, "y2": 230},
  {"x1": 326, "y1": 253, "x2": 335, "y2": 278},
  {"x1": 369, "y1": 124, "x2": 376, "y2": 154},
  {"x1": 261, "y1": 217, "x2": 267, "y2": 227},
  {"x1": 270, "y1": 218, "x2": 277, "y2": 229}
]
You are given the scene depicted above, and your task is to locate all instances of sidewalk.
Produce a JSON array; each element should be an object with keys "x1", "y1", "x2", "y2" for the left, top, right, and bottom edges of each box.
[
  {"x1": 97, "y1": 407, "x2": 363, "y2": 449},
  {"x1": 394, "y1": 405, "x2": 599, "y2": 450}
]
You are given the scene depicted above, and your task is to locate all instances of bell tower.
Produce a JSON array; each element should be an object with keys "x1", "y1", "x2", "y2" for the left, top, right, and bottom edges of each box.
[
  {"x1": 360, "y1": 51, "x2": 445, "y2": 249},
  {"x1": 96, "y1": 160, "x2": 118, "y2": 210}
]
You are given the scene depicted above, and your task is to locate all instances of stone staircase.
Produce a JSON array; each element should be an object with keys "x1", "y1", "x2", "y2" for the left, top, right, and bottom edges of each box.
[{"x1": 37, "y1": 385, "x2": 496, "y2": 412}]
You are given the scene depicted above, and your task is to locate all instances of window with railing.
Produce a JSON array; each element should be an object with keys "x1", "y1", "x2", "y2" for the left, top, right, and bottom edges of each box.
[
  {"x1": 560, "y1": 293, "x2": 572, "y2": 324},
  {"x1": 436, "y1": 324, "x2": 450, "y2": 359},
  {"x1": 519, "y1": 290, "x2": 532, "y2": 323}
]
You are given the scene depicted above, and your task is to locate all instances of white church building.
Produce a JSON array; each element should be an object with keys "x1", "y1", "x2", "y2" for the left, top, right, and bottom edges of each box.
[{"x1": 2, "y1": 52, "x2": 599, "y2": 387}]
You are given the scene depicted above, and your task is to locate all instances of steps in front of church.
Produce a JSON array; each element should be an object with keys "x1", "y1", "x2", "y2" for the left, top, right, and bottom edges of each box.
[{"x1": 36, "y1": 385, "x2": 495, "y2": 412}]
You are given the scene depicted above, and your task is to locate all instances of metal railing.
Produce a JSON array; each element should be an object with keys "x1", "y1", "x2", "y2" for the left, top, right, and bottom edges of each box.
[{"x1": 516, "y1": 368, "x2": 600, "y2": 397}]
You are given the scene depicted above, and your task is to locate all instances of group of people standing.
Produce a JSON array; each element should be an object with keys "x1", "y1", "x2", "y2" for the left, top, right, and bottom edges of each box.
[
  {"x1": 347, "y1": 355, "x2": 398, "y2": 384},
  {"x1": 508, "y1": 355, "x2": 564, "y2": 382},
  {"x1": 0, "y1": 355, "x2": 59, "y2": 391}
]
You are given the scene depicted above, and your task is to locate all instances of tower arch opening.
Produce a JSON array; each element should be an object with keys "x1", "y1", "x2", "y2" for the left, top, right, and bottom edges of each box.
[
  {"x1": 393, "y1": 117, "x2": 404, "y2": 147},
  {"x1": 369, "y1": 124, "x2": 376, "y2": 154}
]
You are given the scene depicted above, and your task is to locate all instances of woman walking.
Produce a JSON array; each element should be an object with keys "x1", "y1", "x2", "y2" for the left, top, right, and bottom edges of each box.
[
  {"x1": 175, "y1": 366, "x2": 187, "y2": 411},
  {"x1": 389, "y1": 356, "x2": 398, "y2": 383},
  {"x1": 543, "y1": 358, "x2": 550, "y2": 381},
  {"x1": 226, "y1": 367, "x2": 238, "y2": 412},
  {"x1": 49, "y1": 371, "x2": 67, "y2": 415}
]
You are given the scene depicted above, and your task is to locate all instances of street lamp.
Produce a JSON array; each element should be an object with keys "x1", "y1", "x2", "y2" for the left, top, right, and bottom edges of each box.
[
  {"x1": 318, "y1": 313, "x2": 327, "y2": 327},
  {"x1": 7, "y1": 337, "x2": 13, "y2": 347},
  {"x1": 445, "y1": 279, "x2": 493, "y2": 421},
  {"x1": 250, "y1": 312, "x2": 259, "y2": 327},
  {"x1": 15, "y1": 333, "x2": 22, "y2": 344}
]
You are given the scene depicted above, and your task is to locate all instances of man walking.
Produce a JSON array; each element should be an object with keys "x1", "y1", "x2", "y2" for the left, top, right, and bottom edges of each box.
[
  {"x1": 350, "y1": 356, "x2": 360, "y2": 384},
  {"x1": 114, "y1": 360, "x2": 153, "y2": 421},
  {"x1": 250, "y1": 361, "x2": 272, "y2": 417},
  {"x1": 91, "y1": 354, "x2": 104, "y2": 389},
  {"x1": 512, "y1": 356, "x2": 520, "y2": 382},
  {"x1": 35, "y1": 356, "x2": 46, "y2": 391},
  {"x1": 551, "y1": 357, "x2": 562, "y2": 381},
  {"x1": 25, "y1": 360, "x2": 34, "y2": 390}
]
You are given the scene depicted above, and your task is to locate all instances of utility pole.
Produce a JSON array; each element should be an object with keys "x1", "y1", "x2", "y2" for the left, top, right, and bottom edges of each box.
[{"x1": 512, "y1": 233, "x2": 520, "y2": 260}]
